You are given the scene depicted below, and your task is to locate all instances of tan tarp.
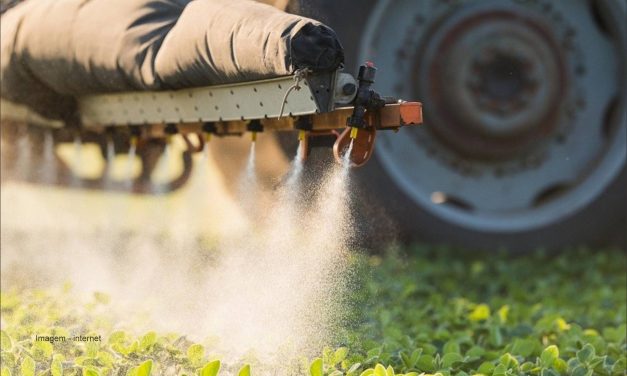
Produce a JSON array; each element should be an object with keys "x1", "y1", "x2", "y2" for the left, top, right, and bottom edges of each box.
[{"x1": 0, "y1": 0, "x2": 343, "y2": 121}]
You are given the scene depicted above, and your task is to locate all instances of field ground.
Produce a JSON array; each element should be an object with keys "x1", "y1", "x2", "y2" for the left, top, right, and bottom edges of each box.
[{"x1": 1, "y1": 246, "x2": 625, "y2": 376}]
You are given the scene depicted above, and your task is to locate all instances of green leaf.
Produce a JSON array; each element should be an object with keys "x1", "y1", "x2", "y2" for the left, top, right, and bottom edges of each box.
[
  {"x1": 309, "y1": 358, "x2": 322, "y2": 376},
  {"x1": 373, "y1": 364, "x2": 387, "y2": 376},
  {"x1": 32, "y1": 341, "x2": 54, "y2": 360},
  {"x1": 442, "y1": 352, "x2": 464, "y2": 368},
  {"x1": 540, "y1": 345, "x2": 559, "y2": 367},
  {"x1": 499, "y1": 353, "x2": 518, "y2": 369},
  {"x1": 332, "y1": 347, "x2": 349, "y2": 365},
  {"x1": 576, "y1": 344, "x2": 595, "y2": 363},
  {"x1": 238, "y1": 364, "x2": 250, "y2": 376},
  {"x1": 588, "y1": 355, "x2": 605, "y2": 369},
  {"x1": 410, "y1": 349, "x2": 423, "y2": 365},
  {"x1": 108, "y1": 331, "x2": 127, "y2": 345},
  {"x1": 400, "y1": 352, "x2": 411, "y2": 368},
  {"x1": 469, "y1": 304, "x2": 490, "y2": 322},
  {"x1": 489, "y1": 326, "x2": 503, "y2": 347},
  {"x1": 136, "y1": 360, "x2": 153, "y2": 376},
  {"x1": 540, "y1": 369, "x2": 559, "y2": 376},
  {"x1": 347, "y1": 363, "x2": 362, "y2": 375},
  {"x1": 139, "y1": 332, "x2": 157, "y2": 351},
  {"x1": 83, "y1": 367, "x2": 100, "y2": 376},
  {"x1": 571, "y1": 365, "x2": 591, "y2": 376},
  {"x1": 416, "y1": 355, "x2": 435, "y2": 372},
  {"x1": 359, "y1": 370, "x2": 374, "y2": 376},
  {"x1": 386, "y1": 365, "x2": 395, "y2": 376},
  {"x1": 603, "y1": 324, "x2": 626, "y2": 343},
  {"x1": 519, "y1": 361, "x2": 535, "y2": 372},
  {"x1": 497, "y1": 305, "x2": 509, "y2": 324},
  {"x1": 85, "y1": 341, "x2": 99, "y2": 358},
  {"x1": 199, "y1": 360, "x2": 220, "y2": 376},
  {"x1": 492, "y1": 363, "x2": 507, "y2": 376},
  {"x1": 112, "y1": 340, "x2": 138, "y2": 356},
  {"x1": 20, "y1": 357, "x2": 35, "y2": 376},
  {"x1": 75, "y1": 356, "x2": 88, "y2": 366},
  {"x1": 554, "y1": 318, "x2": 570, "y2": 332},
  {"x1": 511, "y1": 338, "x2": 538, "y2": 357},
  {"x1": 443, "y1": 340, "x2": 460, "y2": 355},
  {"x1": 554, "y1": 358, "x2": 568, "y2": 373},
  {"x1": 96, "y1": 351, "x2": 114, "y2": 368},
  {"x1": 0, "y1": 331, "x2": 12, "y2": 351},
  {"x1": 187, "y1": 344, "x2": 205, "y2": 365},
  {"x1": 477, "y1": 361, "x2": 494, "y2": 374},
  {"x1": 51, "y1": 357, "x2": 63, "y2": 376},
  {"x1": 466, "y1": 346, "x2": 485, "y2": 358},
  {"x1": 401, "y1": 348, "x2": 422, "y2": 368},
  {"x1": 611, "y1": 357, "x2": 626, "y2": 374}
]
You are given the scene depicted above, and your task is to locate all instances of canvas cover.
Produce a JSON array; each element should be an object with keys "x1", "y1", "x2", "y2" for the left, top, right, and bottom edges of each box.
[{"x1": 0, "y1": 0, "x2": 344, "y2": 121}]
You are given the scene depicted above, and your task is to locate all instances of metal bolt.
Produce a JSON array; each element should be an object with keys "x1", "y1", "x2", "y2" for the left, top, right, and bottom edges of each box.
[{"x1": 342, "y1": 83, "x2": 357, "y2": 96}]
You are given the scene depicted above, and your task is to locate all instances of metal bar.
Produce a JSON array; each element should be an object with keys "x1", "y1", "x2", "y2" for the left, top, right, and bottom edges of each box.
[
  {"x1": 79, "y1": 75, "x2": 321, "y2": 127},
  {"x1": 0, "y1": 99, "x2": 65, "y2": 128},
  {"x1": 135, "y1": 102, "x2": 422, "y2": 138},
  {"x1": 2, "y1": 72, "x2": 420, "y2": 135}
]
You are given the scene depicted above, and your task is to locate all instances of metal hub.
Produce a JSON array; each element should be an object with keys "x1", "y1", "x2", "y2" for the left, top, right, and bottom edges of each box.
[
  {"x1": 417, "y1": 5, "x2": 565, "y2": 159},
  {"x1": 359, "y1": 0, "x2": 626, "y2": 232}
]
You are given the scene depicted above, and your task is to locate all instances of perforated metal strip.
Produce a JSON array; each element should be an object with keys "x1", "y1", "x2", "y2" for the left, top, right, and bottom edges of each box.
[{"x1": 78, "y1": 75, "x2": 320, "y2": 127}]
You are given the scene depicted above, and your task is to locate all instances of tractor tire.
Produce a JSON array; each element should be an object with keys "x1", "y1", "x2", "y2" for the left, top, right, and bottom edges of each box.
[{"x1": 290, "y1": 0, "x2": 626, "y2": 251}]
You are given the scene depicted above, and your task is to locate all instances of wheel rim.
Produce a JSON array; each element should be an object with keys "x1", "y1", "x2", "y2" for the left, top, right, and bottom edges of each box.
[{"x1": 359, "y1": 0, "x2": 626, "y2": 232}]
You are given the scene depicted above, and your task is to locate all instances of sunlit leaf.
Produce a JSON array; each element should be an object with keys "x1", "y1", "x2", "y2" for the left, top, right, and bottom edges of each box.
[
  {"x1": 20, "y1": 357, "x2": 35, "y2": 376},
  {"x1": 333, "y1": 347, "x2": 349, "y2": 365},
  {"x1": 237, "y1": 364, "x2": 250, "y2": 376},
  {"x1": 51, "y1": 356, "x2": 63, "y2": 376},
  {"x1": 199, "y1": 360, "x2": 220, "y2": 376},
  {"x1": 541, "y1": 345, "x2": 559, "y2": 367},
  {"x1": 0, "y1": 331, "x2": 12, "y2": 351},
  {"x1": 309, "y1": 358, "x2": 322, "y2": 376},
  {"x1": 469, "y1": 304, "x2": 490, "y2": 322},
  {"x1": 187, "y1": 344, "x2": 205, "y2": 365},
  {"x1": 135, "y1": 360, "x2": 153, "y2": 376},
  {"x1": 83, "y1": 367, "x2": 100, "y2": 376},
  {"x1": 373, "y1": 364, "x2": 386, "y2": 376}
]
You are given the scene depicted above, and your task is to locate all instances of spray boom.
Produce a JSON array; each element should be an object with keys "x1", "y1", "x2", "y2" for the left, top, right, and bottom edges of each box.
[{"x1": 2, "y1": 63, "x2": 422, "y2": 191}]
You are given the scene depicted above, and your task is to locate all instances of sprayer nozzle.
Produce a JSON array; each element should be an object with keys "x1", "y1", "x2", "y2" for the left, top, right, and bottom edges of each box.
[
  {"x1": 350, "y1": 127, "x2": 359, "y2": 139},
  {"x1": 130, "y1": 136, "x2": 138, "y2": 147},
  {"x1": 298, "y1": 130, "x2": 307, "y2": 141},
  {"x1": 205, "y1": 132, "x2": 212, "y2": 142},
  {"x1": 251, "y1": 131, "x2": 258, "y2": 143}
]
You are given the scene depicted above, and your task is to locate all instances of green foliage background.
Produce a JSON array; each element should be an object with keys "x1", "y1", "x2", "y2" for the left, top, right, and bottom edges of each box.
[{"x1": 1, "y1": 247, "x2": 625, "y2": 376}]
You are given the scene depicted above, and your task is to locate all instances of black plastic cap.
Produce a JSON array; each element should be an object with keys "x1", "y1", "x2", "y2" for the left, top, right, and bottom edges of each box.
[{"x1": 290, "y1": 23, "x2": 345, "y2": 72}]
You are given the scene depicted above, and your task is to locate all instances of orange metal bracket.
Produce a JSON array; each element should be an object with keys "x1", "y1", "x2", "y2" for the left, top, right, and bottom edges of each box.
[{"x1": 333, "y1": 101, "x2": 422, "y2": 167}]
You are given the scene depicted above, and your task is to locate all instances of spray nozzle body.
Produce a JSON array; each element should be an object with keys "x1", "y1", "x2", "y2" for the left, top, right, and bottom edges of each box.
[
  {"x1": 164, "y1": 123, "x2": 178, "y2": 143},
  {"x1": 247, "y1": 120, "x2": 264, "y2": 142},
  {"x1": 202, "y1": 122, "x2": 217, "y2": 142},
  {"x1": 346, "y1": 63, "x2": 385, "y2": 130}
]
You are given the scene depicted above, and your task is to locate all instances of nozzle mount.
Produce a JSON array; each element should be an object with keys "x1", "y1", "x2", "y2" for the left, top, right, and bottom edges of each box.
[
  {"x1": 164, "y1": 123, "x2": 178, "y2": 135},
  {"x1": 347, "y1": 62, "x2": 386, "y2": 129},
  {"x1": 247, "y1": 120, "x2": 264, "y2": 133}
]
